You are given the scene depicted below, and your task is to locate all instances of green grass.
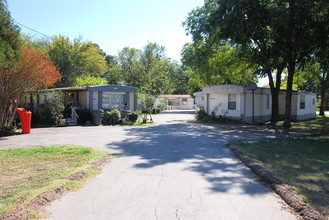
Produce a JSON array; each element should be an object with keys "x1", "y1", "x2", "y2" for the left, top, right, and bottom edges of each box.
[
  {"x1": 0, "y1": 146, "x2": 108, "y2": 217},
  {"x1": 267, "y1": 115, "x2": 329, "y2": 132},
  {"x1": 233, "y1": 135, "x2": 329, "y2": 217}
]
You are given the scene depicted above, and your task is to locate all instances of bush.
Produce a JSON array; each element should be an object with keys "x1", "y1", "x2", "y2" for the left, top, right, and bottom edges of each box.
[
  {"x1": 140, "y1": 95, "x2": 155, "y2": 113},
  {"x1": 39, "y1": 91, "x2": 64, "y2": 126},
  {"x1": 75, "y1": 108, "x2": 92, "y2": 125},
  {"x1": 103, "y1": 109, "x2": 121, "y2": 125},
  {"x1": 157, "y1": 98, "x2": 168, "y2": 111},
  {"x1": 195, "y1": 108, "x2": 208, "y2": 121},
  {"x1": 128, "y1": 112, "x2": 138, "y2": 123},
  {"x1": 0, "y1": 125, "x2": 17, "y2": 136}
]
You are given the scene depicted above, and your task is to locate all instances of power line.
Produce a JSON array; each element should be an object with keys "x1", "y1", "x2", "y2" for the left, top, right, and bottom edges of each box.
[{"x1": 13, "y1": 20, "x2": 53, "y2": 40}]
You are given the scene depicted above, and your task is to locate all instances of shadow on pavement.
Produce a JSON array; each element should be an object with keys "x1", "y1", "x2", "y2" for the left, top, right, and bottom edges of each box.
[{"x1": 106, "y1": 121, "x2": 287, "y2": 195}]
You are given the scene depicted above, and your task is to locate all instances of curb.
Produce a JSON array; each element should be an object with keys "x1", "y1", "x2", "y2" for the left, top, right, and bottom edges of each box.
[
  {"x1": 1, "y1": 154, "x2": 112, "y2": 220},
  {"x1": 226, "y1": 143, "x2": 326, "y2": 220}
]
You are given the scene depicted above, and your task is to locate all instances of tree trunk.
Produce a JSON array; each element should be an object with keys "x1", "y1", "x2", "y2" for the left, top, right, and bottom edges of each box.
[
  {"x1": 268, "y1": 72, "x2": 279, "y2": 122},
  {"x1": 268, "y1": 66, "x2": 283, "y2": 123},
  {"x1": 283, "y1": 62, "x2": 295, "y2": 128}
]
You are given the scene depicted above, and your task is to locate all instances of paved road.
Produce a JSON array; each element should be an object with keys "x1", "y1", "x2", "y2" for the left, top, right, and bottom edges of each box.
[{"x1": 0, "y1": 111, "x2": 296, "y2": 219}]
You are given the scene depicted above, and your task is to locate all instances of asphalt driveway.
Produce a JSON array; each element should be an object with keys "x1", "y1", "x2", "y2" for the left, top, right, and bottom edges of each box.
[{"x1": 0, "y1": 110, "x2": 296, "y2": 219}]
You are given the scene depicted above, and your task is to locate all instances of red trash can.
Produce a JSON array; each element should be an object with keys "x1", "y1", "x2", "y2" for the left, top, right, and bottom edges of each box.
[{"x1": 17, "y1": 108, "x2": 32, "y2": 134}]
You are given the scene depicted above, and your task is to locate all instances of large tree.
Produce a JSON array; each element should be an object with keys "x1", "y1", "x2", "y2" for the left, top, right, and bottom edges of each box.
[
  {"x1": 103, "y1": 55, "x2": 123, "y2": 85},
  {"x1": 181, "y1": 42, "x2": 257, "y2": 88},
  {"x1": 0, "y1": 0, "x2": 21, "y2": 133},
  {"x1": 0, "y1": 0, "x2": 21, "y2": 69},
  {"x1": 0, "y1": 46, "x2": 60, "y2": 132},
  {"x1": 117, "y1": 43, "x2": 181, "y2": 95},
  {"x1": 184, "y1": 0, "x2": 328, "y2": 126},
  {"x1": 47, "y1": 35, "x2": 107, "y2": 87}
]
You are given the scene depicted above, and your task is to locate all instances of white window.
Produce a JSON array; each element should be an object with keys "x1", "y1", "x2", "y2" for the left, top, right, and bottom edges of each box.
[
  {"x1": 102, "y1": 93, "x2": 125, "y2": 109},
  {"x1": 300, "y1": 95, "x2": 305, "y2": 109},
  {"x1": 228, "y1": 94, "x2": 236, "y2": 110},
  {"x1": 102, "y1": 93, "x2": 110, "y2": 109}
]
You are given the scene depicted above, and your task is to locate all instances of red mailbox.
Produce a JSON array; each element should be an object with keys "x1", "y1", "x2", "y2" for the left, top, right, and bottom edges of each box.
[{"x1": 17, "y1": 108, "x2": 32, "y2": 134}]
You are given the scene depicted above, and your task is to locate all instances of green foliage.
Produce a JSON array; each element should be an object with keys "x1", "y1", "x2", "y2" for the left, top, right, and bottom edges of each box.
[
  {"x1": 184, "y1": 0, "x2": 329, "y2": 127},
  {"x1": 157, "y1": 98, "x2": 168, "y2": 111},
  {"x1": 0, "y1": 125, "x2": 16, "y2": 136},
  {"x1": 117, "y1": 43, "x2": 189, "y2": 95},
  {"x1": 39, "y1": 91, "x2": 64, "y2": 126},
  {"x1": 140, "y1": 95, "x2": 155, "y2": 113},
  {"x1": 102, "y1": 109, "x2": 121, "y2": 125},
  {"x1": 75, "y1": 108, "x2": 92, "y2": 125},
  {"x1": 74, "y1": 75, "x2": 107, "y2": 87},
  {"x1": 181, "y1": 43, "x2": 257, "y2": 88},
  {"x1": 103, "y1": 55, "x2": 123, "y2": 85},
  {"x1": 47, "y1": 35, "x2": 107, "y2": 87},
  {"x1": 0, "y1": 0, "x2": 22, "y2": 69},
  {"x1": 0, "y1": 0, "x2": 22, "y2": 134},
  {"x1": 195, "y1": 108, "x2": 208, "y2": 121}
]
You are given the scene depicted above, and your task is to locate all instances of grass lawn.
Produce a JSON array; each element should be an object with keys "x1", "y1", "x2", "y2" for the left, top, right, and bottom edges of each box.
[
  {"x1": 233, "y1": 135, "x2": 329, "y2": 217},
  {"x1": 268, "y1": 115, "x2": 329, "y2": 132},
  {"x1": 0, "y1": 146, "x2": 108, "y2": 218}
]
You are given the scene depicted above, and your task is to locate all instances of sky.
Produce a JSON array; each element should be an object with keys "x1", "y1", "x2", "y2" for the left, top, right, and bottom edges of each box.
[{"x1": 7, "y1": 0, "x2": 205, "y2": 62}]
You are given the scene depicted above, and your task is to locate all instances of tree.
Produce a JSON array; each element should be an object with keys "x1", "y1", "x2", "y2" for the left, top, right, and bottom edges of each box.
[
  {"x1": 181, "y1": 42, "x2": 257, "y2": 88},
  {"x1": 118, "y1": 47, "x2": 141, "y2": 87},
  {"x1": 0, "y1": 46, "x2": 60, "y2": 132},
  {"x1": 167, "y1": 61, "x2": 191, "y2": 94},
  {"x1": 273, "y1": 0, "x2": 328, "y2": 127},
  {"x1": 47, "y1": 35, "x2": 107, "y2": 87},
  {"x1": 291, "y1": 52, "x2": 329, "y2": 116},
  {"x1": 184, "y1": 0, "x2": 328, "y2": 126},
  {"x1": 74, "y1": 75, "x2": 107, "y2": 87},
  {"x1": 0, "y1": 0, "x2": 21, "y2": 69},
  {"x1": 103, "y1": 55, "x2": 123, "y2": 85},
  {"x1": 0, "y1": 0, "x2": 22, "y2": 133},
  {"x1": 315, "y1": 48, "x2": 329, "y2": 116},
  {"x1": 117, "y1": 43, "x2": 180, "y2": 95}
]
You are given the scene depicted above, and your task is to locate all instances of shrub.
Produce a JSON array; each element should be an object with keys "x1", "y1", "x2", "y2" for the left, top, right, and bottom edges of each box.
[
  {"x1": 157, "y1": 98, "x2": 168, "y2": 111},
  {"x1": 39, "y1": 91, "x2": 64, "y2": 126},
  {"x1": 75, "y1": 108, "x2": 92, "y2": 125},
  {"x1": 103, "y1": 109, "x2": 121, "y2": 125},
  {"x1": 195, "y1": 108, "x2": 208, "y2": 121},
  {"x1": 128, "y1": 112, "x2": 138, "y2": 123},
  {"x1": 0, "y1": 125, "x2": 17, "y2": 136},
  {"x1": 140, "y1": 95, "x2": 155, "y2": 113}
]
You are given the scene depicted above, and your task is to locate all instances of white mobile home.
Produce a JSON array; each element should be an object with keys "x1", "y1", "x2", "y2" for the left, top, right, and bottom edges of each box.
[
  {"x1": 159, "y1": 94, "x2": 194, "y2": 110},
  {"x1": 193, "y1": 91, "x2": 204, "y2": 108},
  {"x1": 201, "y1": 84, "x2": 316, "y2": 123}
]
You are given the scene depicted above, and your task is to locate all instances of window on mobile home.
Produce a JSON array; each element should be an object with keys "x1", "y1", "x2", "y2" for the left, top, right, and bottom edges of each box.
[
  {"x1": 300, "y1": 95, "x2": 305, "y2": 109},
  {"x1": 228, "y1": 94, "x2": 236, "y2": 110}
]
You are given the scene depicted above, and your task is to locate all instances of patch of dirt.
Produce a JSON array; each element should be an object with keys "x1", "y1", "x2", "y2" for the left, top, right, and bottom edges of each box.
[
  {"x1": 1, "y1": 154, "x2": 112, "y2": 220},
  {"x1": 227, "y1": 144, "x2": 327, "y2": 220}
]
